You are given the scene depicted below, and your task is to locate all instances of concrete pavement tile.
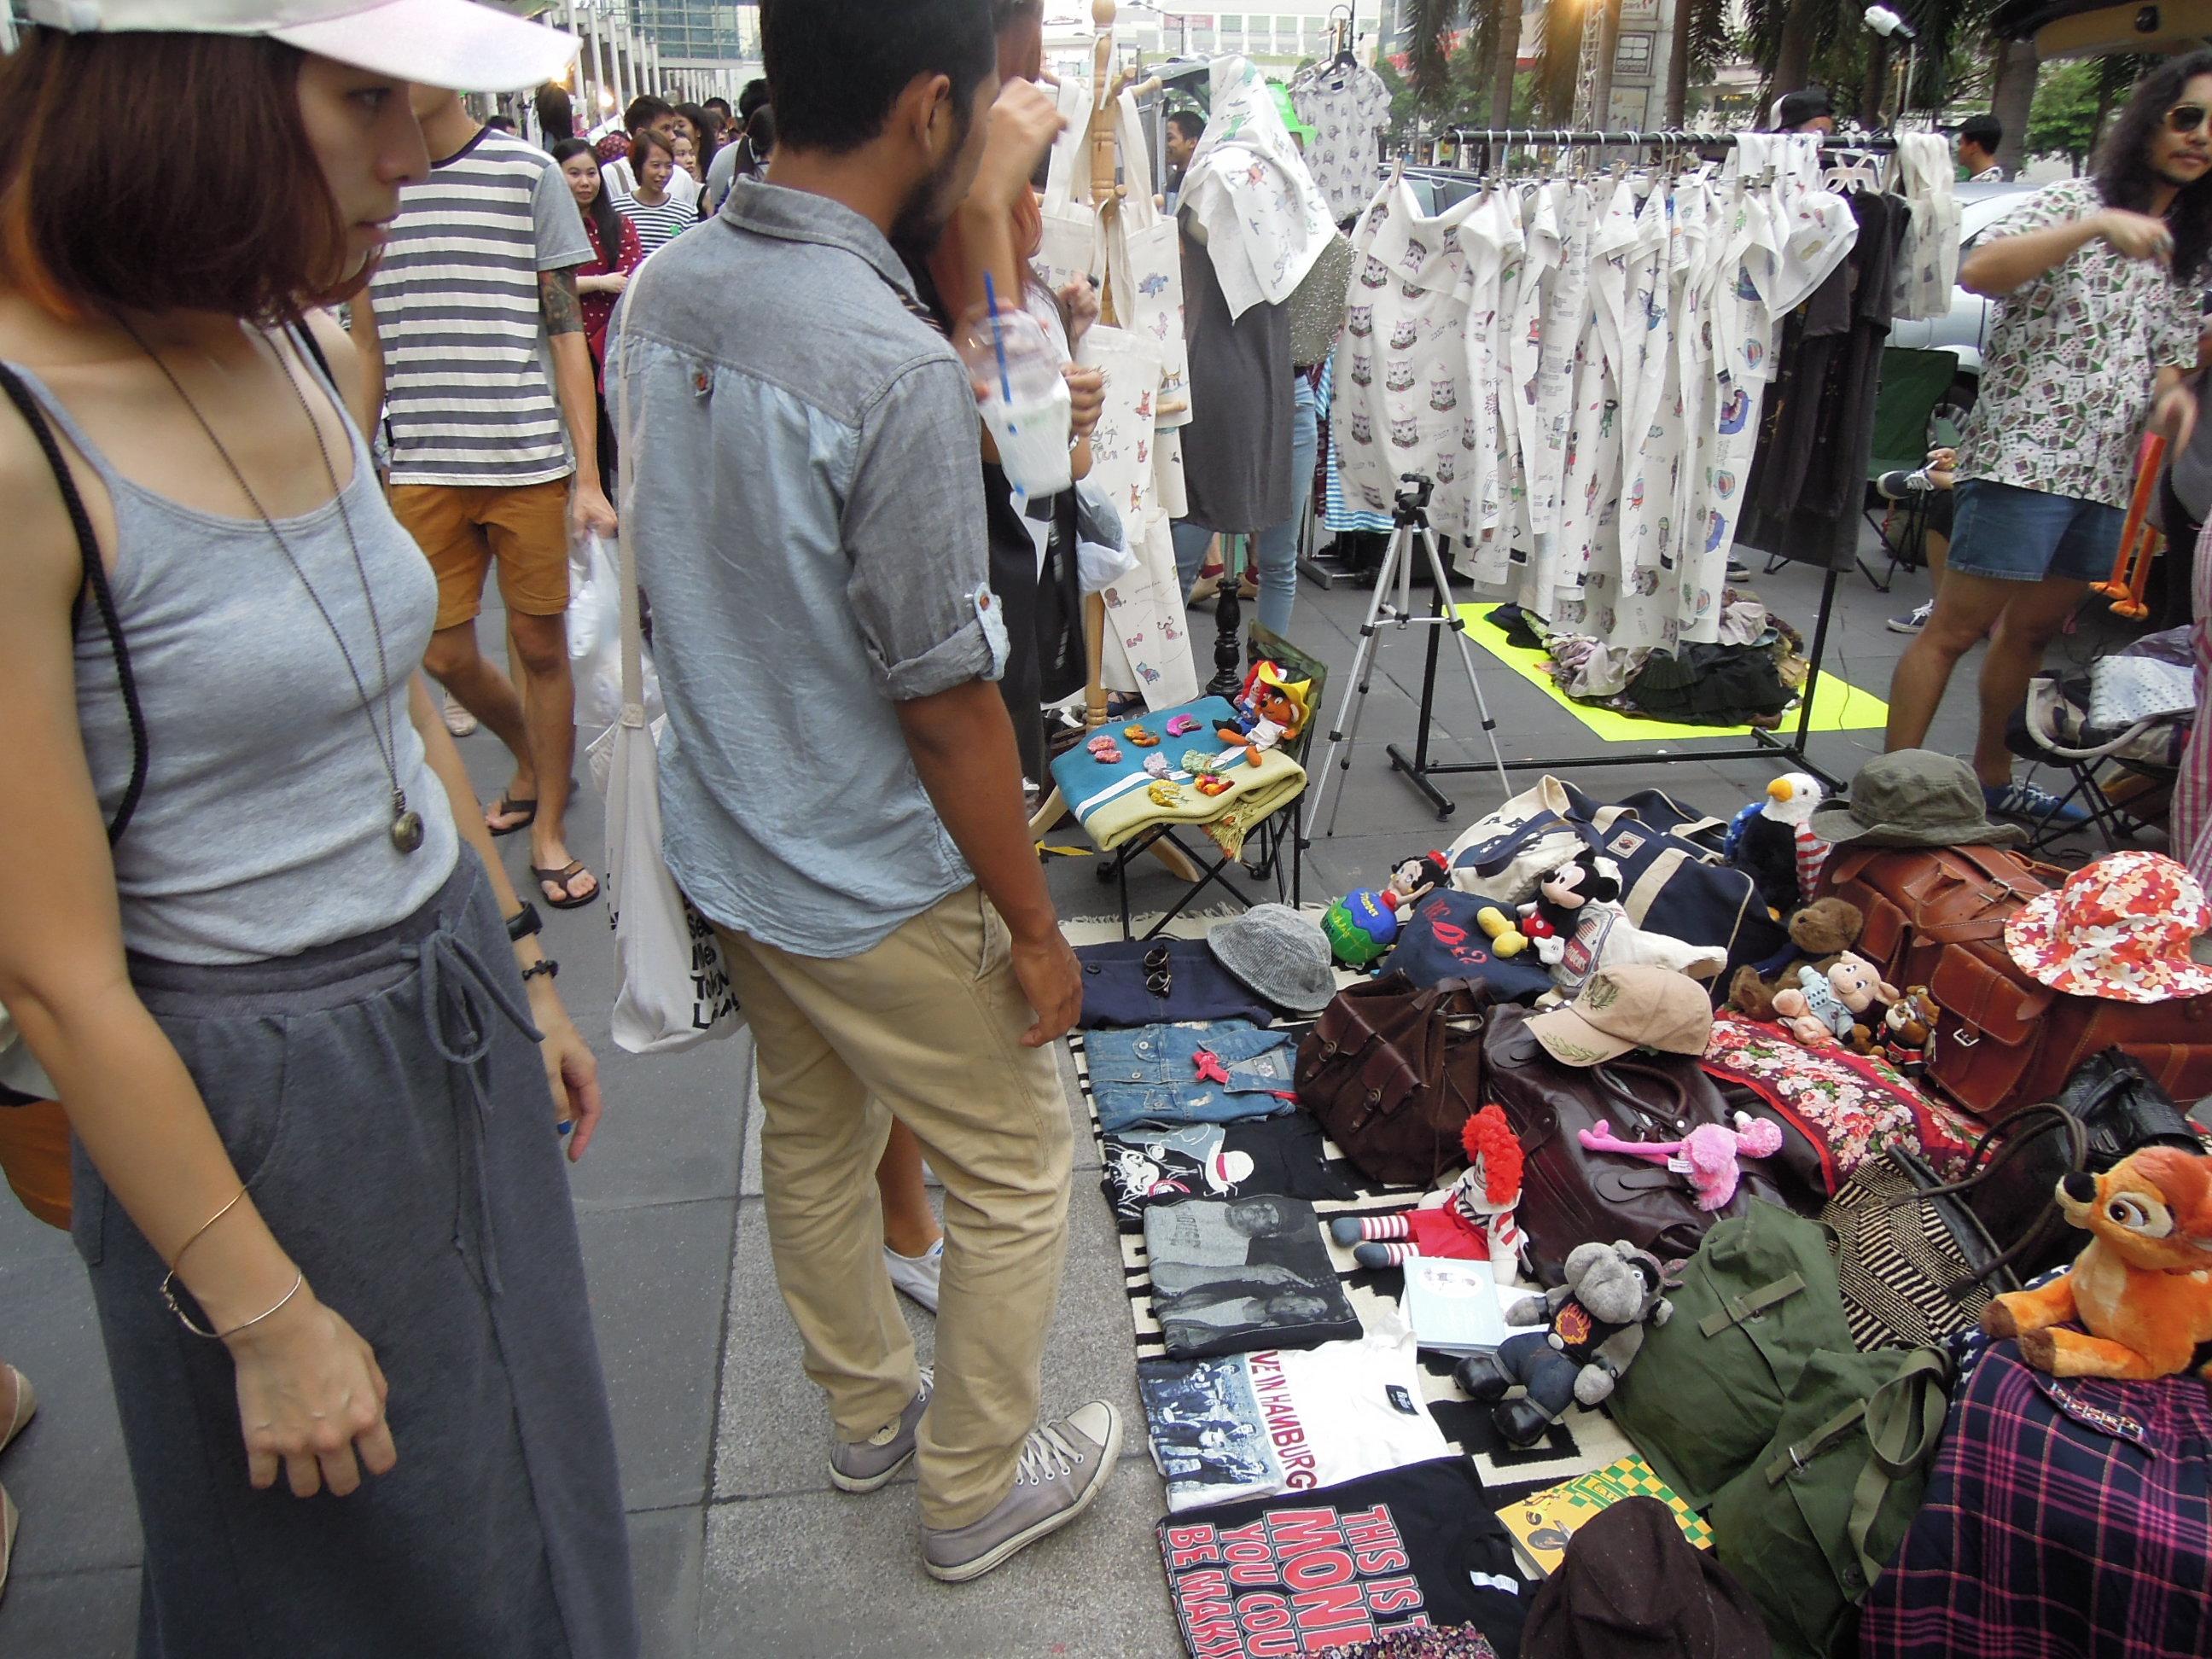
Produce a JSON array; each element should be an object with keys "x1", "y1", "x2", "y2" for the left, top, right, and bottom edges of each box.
[
  {"x1": 570, "y1": 1030, "x2": 750, "y2": 1214},
  {"x1": 0, "y1": 1566, "x2": 138, "y2": 1658},
  {"x1": 581, "y1": 1198, "x2": 737, "y2": 1511},
  {"x1": 628, "y1": 1505, "x2": 706, "y2": 1659},
  {"x1": 697, "y1": 1464, "x2": 1177, "y2": 1659},
  {"x1": 713, "y1": 1176, "x2": 1144, "y2": 1504},
  {"x1": 0, "y1": 1255, "x2": 137, "y2": 1577}
]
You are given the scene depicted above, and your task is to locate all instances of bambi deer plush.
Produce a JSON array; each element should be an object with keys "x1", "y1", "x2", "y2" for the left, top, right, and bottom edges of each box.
[{"x1": 1982, "y1": 1146, "x2": 2212, "y2": 1382}]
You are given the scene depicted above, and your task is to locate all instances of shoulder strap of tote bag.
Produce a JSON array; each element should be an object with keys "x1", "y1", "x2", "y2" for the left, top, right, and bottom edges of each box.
[
  {"x1": 1881, "y1": 1103, "x2": 2085, "y2": 1289},
  {"x1": 0, "y1": 364, "x2": 148, "y2": 843}
]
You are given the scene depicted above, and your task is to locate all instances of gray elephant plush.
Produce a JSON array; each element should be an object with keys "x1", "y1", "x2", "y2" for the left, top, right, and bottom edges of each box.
[{"x1": 1452, "y1": 1240, "x2": 1674, "y2": 1447}]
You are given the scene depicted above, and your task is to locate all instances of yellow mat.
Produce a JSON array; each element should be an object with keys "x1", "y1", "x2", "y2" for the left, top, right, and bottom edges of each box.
[{"x1": 1457, "y1": 606, "x2": 1889, "y2": 742}]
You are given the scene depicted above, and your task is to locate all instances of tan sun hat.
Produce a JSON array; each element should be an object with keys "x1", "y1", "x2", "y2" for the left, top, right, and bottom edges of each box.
[
  {"x1": 1526, "y1": 963, "x2": 1714, "y2": 1068},
  {"x1": 25, "y1": 0, "x2": 578, "y2": 93}
]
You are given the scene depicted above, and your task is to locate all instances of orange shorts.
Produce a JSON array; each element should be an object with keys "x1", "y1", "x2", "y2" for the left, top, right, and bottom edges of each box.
[{"x1": 391, "y1": 477, "x2": 572, "y2": 631}]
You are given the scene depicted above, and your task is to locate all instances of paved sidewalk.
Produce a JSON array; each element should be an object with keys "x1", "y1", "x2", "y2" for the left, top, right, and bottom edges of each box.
[{"x1": 0, "y1": 537, "x2": 2079, "y2": 1656}]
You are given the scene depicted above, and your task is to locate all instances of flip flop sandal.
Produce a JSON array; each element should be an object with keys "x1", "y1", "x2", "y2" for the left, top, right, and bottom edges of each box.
[
  {"x1": 487, "y1": 795, "x2": 538, "y2": 837},
  {"x1": 0, "y1": 1368, "x2": 33, "y2": 1458},
  {"x1": 532, "y1": 860, "x2": 601, "y2": 911}
]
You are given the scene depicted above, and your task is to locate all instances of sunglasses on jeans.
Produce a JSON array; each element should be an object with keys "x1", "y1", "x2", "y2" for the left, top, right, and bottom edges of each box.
[{"x1": 2168, "y1": 104, "x2": 2211, "y2": 136}]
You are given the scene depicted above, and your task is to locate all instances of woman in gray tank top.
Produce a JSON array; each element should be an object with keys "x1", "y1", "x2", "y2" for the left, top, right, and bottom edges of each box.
[{"x1": 0, "y1": 9, "x2": 636, "y2": 1656}]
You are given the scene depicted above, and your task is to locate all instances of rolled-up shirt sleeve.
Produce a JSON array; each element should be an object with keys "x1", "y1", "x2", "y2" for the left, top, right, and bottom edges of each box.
[{"x1": 844, "y1": 354, "x2": 1009, "y2": 701}]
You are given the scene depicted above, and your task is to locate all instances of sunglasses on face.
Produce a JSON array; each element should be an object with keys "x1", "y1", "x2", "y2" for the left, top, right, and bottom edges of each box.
[{"x1": 2168, "y1": 104, "x2": 2211, "y2": 137}]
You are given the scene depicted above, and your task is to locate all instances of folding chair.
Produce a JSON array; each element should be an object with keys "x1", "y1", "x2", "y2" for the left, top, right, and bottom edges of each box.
[
  {"x1": 2010, "y1": 665, "x2": 2192, "y2": 858},
  {"x1": 1075, "y1": 642, "x2": 1324, "y2": 940},
  {"x1": 1858, "y1": 346, "x2": 1961, "y2": 593}
]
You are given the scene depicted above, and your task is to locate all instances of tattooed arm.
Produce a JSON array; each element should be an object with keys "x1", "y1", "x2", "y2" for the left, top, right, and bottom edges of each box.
[{"x1": 541, "y1": 265, "x2": 615, "y2": 536}]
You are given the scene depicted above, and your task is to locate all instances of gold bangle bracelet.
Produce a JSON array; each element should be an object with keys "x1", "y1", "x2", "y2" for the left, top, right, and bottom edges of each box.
[
  {"x1": 162, "y1": 1267, "x2": 305, "y2": 1342},
  {"x1": 166, "y1": 1185, "x2": 247, "y2": 1274}
]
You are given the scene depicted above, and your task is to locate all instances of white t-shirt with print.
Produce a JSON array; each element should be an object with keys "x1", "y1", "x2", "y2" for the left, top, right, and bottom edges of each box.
[{"x1": 1292, "y1": 63, "x2": 1391, "y2": 224}]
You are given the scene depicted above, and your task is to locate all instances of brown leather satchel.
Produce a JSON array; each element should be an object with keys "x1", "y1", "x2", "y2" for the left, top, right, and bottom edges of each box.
[
  {"x1": 1824, "y1": 846, "x2": 2212, "y2": 1121},
  {"x1": 1482, "y1": 1006, "x2": 1797, "y2": 1286},
  {"x1": 1294, "y1": 972, "x2": 1487, "y2": 1188}
]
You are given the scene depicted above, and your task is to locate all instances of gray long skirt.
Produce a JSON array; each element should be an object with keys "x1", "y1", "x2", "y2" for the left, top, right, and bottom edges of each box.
[{"x1": 73, "y1": 858, "x2": 638, "y2": 1658}]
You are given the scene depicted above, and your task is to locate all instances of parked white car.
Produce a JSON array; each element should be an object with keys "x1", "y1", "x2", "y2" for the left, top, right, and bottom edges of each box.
[{"x1": 1887, "y1": 178, "x2": 2037, "y2": 386}]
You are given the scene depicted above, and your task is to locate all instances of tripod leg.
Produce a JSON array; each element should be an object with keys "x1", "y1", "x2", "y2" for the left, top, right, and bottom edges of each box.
[
  {"x1": 1422, "y1": 528, "x2": 1512, "y2": 798},
  {"x1": 1301, "y1": 527, "x2": 1403, "y2": 837}
]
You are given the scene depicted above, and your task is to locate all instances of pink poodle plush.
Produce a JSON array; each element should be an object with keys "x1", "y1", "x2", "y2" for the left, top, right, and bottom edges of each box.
[{"x1": 1575, "y1": 1113, "x2": 1785, "y2": 1211}]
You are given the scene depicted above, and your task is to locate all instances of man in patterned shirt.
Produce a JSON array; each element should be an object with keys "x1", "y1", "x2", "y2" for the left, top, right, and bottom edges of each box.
[{"x1": 1886, "y1": 53, "x2": 2212, "y2": 829}]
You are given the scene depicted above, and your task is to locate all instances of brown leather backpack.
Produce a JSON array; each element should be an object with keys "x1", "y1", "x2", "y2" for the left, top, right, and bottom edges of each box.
[
  {"x1": 1294, "y1": 972, "x2": 1487, "y2": 1188},
  {"x1": 1823, "y1": 846, "x2": 2212, "y2": 1121}
]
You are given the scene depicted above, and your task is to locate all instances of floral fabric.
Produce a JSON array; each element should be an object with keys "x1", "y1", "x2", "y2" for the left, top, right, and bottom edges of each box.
[
  {"x1": 1956, "y1": 177, "x2": 2199, "y2": 509},
  {"x1": 2005, "y1": 848, "x2": 2212, "y2": 1004},
  {"x1": 1702, "y1": 1014, "x2": 1973, "y2": 1190}
]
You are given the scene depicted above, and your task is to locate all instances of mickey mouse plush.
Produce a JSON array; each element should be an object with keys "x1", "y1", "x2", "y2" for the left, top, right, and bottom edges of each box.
[{"x1": 1517, "y1": 850, "x2": 1726, "y2": 996}]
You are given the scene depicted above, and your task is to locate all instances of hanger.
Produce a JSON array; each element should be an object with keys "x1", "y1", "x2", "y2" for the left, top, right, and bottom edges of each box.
[{"x1": 1330, "y1": 5, "x2": 1356, "y2": 69}]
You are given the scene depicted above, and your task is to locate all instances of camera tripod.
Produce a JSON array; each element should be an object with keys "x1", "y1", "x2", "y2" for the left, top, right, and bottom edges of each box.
[{"x1": 1303, "y1": 474, "x2": 1511, "y2": 835}]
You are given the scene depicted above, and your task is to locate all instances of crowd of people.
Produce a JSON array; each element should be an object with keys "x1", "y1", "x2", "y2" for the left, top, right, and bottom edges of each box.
[{"x1": 3, "y1": 0, "x2": 2212, "y2": 1651}]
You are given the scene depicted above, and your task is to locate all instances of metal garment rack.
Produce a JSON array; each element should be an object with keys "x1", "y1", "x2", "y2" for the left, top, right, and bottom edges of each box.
[{"x1": 1336, "y1": 129, "x2": 1902, "y2": 820}]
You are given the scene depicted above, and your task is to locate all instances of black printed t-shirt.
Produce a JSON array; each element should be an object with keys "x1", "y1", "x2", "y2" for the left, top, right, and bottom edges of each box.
[
  {"x1": 1158, "y1": 1458, "x2": 1528, "y2": 1658},
  {"x1": 1102, "y1": 1116, "x2": 1359, "y2": 1231}
]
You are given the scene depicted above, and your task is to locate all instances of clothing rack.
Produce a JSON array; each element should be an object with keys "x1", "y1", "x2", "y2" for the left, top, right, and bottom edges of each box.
[{"x1": 1331, "y1": 125, "x2": 1907, "y2": 818}]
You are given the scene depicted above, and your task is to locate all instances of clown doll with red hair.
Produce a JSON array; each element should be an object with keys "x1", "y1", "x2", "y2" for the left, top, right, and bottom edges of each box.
[{"x1": 1330, "y1": 1107, "x2": 1525, "y2": 1273}]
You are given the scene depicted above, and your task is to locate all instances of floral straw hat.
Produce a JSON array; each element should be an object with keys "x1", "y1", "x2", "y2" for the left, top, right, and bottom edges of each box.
[{"x1": 2005, "y1": 851, "x2": 2212, "y2": 1004}]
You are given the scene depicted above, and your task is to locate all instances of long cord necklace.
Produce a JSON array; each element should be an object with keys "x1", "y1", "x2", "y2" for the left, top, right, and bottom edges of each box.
[{"x1": 116, "y1": 314, "x2": 425, "y2": 854}]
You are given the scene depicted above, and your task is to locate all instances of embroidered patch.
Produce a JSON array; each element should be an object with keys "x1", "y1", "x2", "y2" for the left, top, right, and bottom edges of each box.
[{"x1": 1608, "y1": 830, "x2": 1648, "y2": 859}]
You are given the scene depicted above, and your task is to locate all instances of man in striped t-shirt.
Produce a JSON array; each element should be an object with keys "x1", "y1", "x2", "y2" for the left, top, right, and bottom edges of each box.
[{"x1": 357, "y1": 86, "x2": 612, "y2": 912}]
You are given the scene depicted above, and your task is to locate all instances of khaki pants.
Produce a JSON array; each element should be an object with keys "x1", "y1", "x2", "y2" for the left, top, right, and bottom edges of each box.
[{"x1": 713, "y1": 887, "x2": 1073, "y2": 1529}]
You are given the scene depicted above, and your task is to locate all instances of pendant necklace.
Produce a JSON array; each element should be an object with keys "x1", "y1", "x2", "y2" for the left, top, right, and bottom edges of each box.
[{"x1": 119, "y1": 315, "x2": 425, "y2": 854}]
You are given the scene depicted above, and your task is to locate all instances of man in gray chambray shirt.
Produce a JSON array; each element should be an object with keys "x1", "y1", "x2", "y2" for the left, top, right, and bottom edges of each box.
[{"x1": 612, "y1": 0, "x2": 1121, "y2": 1586}]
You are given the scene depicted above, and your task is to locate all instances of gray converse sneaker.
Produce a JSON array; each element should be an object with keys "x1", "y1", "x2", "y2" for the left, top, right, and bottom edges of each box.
[
  {"x1": 923, "y1": 1402, "x2": 1122, "y2": 1583},
  {"x1": 828, "y1": 1370, "x2": 932, "y2": 1494}
]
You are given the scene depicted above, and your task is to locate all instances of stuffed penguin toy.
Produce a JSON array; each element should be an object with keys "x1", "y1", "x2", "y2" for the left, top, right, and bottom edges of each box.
[{"x1": 1726, "y1": 772, "x2": 1830, "y2": 916}]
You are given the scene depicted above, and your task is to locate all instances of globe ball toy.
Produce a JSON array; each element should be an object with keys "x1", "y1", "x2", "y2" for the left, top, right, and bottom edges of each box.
[{"x1": 1324, "y1": 890, "x2": 1400, "y2": 965}]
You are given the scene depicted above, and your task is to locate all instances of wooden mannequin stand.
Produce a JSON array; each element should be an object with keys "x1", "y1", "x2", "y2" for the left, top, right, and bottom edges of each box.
[{"x1": 1208, "y1": 535, "x2": 1248, "y2": 697}]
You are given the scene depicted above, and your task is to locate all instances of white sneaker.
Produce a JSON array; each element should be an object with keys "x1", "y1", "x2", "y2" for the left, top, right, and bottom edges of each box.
[
  {"x1": 441, "y1": 694, "x2": 478, "y2": 737},
  {"x1": 885, "y1": 1238, "x2": 943, "y2": 1314}
]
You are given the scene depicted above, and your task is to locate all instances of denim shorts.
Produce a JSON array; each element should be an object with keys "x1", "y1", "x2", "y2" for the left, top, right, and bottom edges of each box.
[{"x1": 1946, "y1": 477, "x2": 2125, "y2": 585}]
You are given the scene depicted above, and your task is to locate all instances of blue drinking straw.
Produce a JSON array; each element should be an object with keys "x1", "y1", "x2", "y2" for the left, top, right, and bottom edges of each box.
[{"x1": 982, "y1": 271, "x2": 1015, "y2": 406}]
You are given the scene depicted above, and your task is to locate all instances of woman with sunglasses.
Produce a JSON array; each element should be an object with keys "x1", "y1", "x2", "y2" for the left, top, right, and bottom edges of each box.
[
  {"x1": 0, "y1": 4, "x2": 636, "y2": 1653},
  {"x1": 1886, "y1": 49, "x2": 2212, "y2": 834}
]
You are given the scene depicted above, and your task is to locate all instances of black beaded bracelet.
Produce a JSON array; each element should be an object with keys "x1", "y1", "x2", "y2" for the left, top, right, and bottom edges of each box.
[{"x1": 520, "y1": 958, "x2": 560, "y2": 982}]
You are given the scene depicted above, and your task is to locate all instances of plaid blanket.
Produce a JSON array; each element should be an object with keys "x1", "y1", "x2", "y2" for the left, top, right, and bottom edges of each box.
[{"x1": 1861, "y1": 1340, "x2": 2212, "y2": 1656}]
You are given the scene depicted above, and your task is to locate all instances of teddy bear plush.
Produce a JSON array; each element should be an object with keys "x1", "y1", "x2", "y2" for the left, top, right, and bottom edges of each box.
[
  {"x1": 1982, "y1": 1146, "x2": 2212, "y2": 1381},
  {"x1": 1726, "y1": 897, "x2": 1864, "y2": 1021},
  {"x1": 1452, "y1": 1240, "x2": 1675, "y2": 1446}
]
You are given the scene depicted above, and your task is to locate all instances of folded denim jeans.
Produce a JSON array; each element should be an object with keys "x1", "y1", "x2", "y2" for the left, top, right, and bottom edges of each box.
[{"x1": 1086, "y1": 1019, "x2": 1297, "y2": 1132}]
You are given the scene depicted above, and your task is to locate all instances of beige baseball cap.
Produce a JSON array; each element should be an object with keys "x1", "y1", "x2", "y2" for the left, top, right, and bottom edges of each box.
[
  {"x1": 1526, "y1": 964, "x2": 1714, "y2": 1068},
  {"x1": 25, "y1": 0, "x2": 577, "y2": 93}
]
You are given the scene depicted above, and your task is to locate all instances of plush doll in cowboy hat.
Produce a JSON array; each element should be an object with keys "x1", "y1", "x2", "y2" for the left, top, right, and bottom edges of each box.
[
  {"x1": 1456, "y1": 1241, "x2": 1675, "y2": 1447},
  {"x1": 1330, "y1": 1106, "x2": 1525, "y2": 1271},
  {"x1": 1217, "y1": 659, "x2": 1310, "y2": 767}
]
